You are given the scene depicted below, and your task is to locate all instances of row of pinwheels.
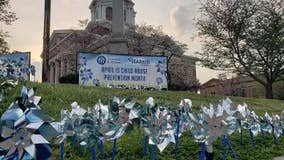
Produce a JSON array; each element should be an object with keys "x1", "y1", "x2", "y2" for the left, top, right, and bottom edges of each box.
[{"x1": 0, "y1": 86, "x2": 284, "y2": 160}]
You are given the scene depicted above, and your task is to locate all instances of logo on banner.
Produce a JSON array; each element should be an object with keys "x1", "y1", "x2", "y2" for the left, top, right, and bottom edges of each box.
[{"x1": 97, "y1": 56, "x2": 106, "y2": 65}]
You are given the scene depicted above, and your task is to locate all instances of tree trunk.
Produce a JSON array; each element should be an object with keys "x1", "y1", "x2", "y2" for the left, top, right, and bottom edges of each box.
[
  {"x1": 265, "y1": 83, "x2": 273, "y2": 99},
  {"x1": 166, "y1": 54, "x2": 173, "y2": 89}
]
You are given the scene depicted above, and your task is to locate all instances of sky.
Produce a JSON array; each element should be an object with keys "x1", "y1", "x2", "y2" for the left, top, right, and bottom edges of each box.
[{"x1": 1, "y1": 0, "x2": 223, "y2": 83}]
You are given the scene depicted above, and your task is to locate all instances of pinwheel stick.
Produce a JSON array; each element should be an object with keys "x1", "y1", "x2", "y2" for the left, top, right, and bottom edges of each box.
[
  {"x1": 199, "y1": 142, "x2": 206, "y2": 160},
  {"x1": 240, "y1": 129, "x2": 243, "y2": 145},
  {"x1": 151, "y1": 145, "x2": 155, "y2": 160},
  {"x1": 261, "y1": 129, "x2": 265, "y2": 138},
  {"x1": 222, "y1": 136, "x2": 236, "y2": 160},
  {"x1": 143, "y1": 136, "x2": 148, "y2": 155},
  {"x1": 92, "y1": 148, "x2": 96, "y2": 160},
  {"x1": 100, "y1": 140, "x2": 105, "y2": 160},
  {"x1": 272, "y1": 125, "x2": 277, "y2": 145},
  {"x1": 111, "y1": 139, "x2": 117, "y2": 160},
  {"x1": 174, "y1": 110, "x2": 181, "y2": 158},
  {"x1": 60, "y1": 142, "x2": 64, "y2": 160},
  {"x1": 249, "y1": 129, "x2": 256, "y2": 150}
]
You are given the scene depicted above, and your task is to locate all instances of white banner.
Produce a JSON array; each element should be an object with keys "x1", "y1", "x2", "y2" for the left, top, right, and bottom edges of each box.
[
  {"x1": 0, "y1": 52, "x2": 30, "y2": 80},
  {"x1": 79, "y1": 53, "x2": 168, "y2": 89}
]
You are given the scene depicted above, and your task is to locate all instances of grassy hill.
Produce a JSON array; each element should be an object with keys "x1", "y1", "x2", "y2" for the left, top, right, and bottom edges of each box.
[{"x1": 1, "y1": 82, "x2": 284, "y2": 160}]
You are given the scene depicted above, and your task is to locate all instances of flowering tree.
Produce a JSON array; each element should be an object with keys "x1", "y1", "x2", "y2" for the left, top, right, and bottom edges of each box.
[{"x1": 0, "y1": 0, "x2": 17, "y2": 53}]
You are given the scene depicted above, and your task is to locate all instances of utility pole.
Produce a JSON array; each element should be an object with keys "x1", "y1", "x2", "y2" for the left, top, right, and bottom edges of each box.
[{"x1": 42, "y1": 0, "x2": 51, "y2": 82}]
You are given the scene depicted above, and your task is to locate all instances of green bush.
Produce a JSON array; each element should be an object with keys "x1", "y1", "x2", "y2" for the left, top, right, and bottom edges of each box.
[{"x1": 59, "y1": 73, "x2": 79, "y2": 84}]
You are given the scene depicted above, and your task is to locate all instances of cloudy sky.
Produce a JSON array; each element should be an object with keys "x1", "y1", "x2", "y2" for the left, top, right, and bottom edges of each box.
[{"x1": 1, "y1": 0, "x2": 222, "y2": 83}]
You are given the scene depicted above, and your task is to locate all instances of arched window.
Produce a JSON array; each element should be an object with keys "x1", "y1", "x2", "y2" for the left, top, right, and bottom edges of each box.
[{"x1": 106, "y1": 7, "x2": 112, "y2": 21}]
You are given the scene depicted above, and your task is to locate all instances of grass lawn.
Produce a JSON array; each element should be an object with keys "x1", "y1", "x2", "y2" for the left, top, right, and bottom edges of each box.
[{"x1": 1, "y1": 82, "x2": 284, "y2": 160}]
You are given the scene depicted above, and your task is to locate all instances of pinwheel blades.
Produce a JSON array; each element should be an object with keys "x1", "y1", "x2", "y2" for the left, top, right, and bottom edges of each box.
[
  {"x1": 0, "y1": 86, "x2": 57, "y2": 160},
  {"x1": 190, "y1": 99, "x2": 237, "y2": 145}
]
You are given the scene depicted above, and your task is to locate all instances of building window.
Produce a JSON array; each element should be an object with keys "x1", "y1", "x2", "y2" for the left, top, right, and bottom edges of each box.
[
  {"x1": 124, "y1": 10, "x2": 127, "y2": 22},
  {"x1": 106, "y1": 7, "x2": 112, "y2": 21}
]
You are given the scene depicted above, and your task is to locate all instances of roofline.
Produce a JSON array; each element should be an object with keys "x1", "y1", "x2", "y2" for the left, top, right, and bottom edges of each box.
[
  {"x1": 50, "y1": 32, "x2": 74, "y2": 52},
  {"x1": 182, "y1": 55, "x2": 199, "y2": 61},
  {"x1": 201, "y1": 76, "x2": 257, "y2": 88},
  {"x1": 201, "y1": 78, "x2": 219, "y2": 87},
  {"x1": 50, "y1": 29, "x2": 73, "y2": 40}
]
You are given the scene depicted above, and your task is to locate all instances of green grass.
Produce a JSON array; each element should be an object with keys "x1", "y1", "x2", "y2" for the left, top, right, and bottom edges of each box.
[{"x1": 1, "y1": 82, "x2": 284, "y2": 160}]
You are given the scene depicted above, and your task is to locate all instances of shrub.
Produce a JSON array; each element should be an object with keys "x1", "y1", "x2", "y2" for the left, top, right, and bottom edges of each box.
[{"x1": 59, "y1": 73, "x2": 79, "y2": 84}]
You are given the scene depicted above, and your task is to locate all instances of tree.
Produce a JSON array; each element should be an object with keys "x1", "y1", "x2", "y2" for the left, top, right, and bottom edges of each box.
[
  {"x1": 196, "y1": 0, "x2": 284, "y2": 99},
  {"x1": 0, "y1": 0, "x2": 17, "y2": 53},
  {"x1": 130, "y1": 24, "x2": 188, "y2": 88}
]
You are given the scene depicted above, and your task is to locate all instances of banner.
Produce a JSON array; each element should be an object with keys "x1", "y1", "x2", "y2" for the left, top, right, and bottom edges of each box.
[
  {"x1": 79, "y1": 53, "x2": 168, "y2": 89},
  {"x1": 0, "y1": 52, "x2": 30, "y2": 80}
]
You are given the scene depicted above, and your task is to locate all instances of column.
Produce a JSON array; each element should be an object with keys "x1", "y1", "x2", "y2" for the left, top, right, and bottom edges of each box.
[
  {"x1": 127, "y1": 7, "x2": 130, "y2": 25},
  {"x1": 66, "y1": 57, "x2": 71, "y2": 74},
  {"x1": 102, "y1": 5, "x2": 106, "y2": 20},
  {"x1": 54, "y1": 60, "x2": 61, "y2": 84},
  {"x1": 49, "y1": 62, "x2": 55, "y2": 83},
  {"x1": 61, "y1": 58, "x2": 65, "y2": 77},
  {"x1": 99, "y1": 5, "x2": 103, "y2": 19}
]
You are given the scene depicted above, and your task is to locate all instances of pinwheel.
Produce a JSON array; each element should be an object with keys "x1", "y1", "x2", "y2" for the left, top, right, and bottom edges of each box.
[
  {"x1": 0, "y1": 79, "x2": 18, "y2": 90},
  {"x1": 260, "y1": 113, "x2": 283, "y2": 144},
  {"x1": 190, "y1": 99, "x2": 237, "y2": 160},
  {"x1": 242, "y1": 111, "x2": 260, "y2": 136},
  {"x1": 172, "y1": 99, "x2": 195, "y2": 157},
  {"x1": 53, "y1": 102, "x2": 99, "y2": 160},
  {"x1": 260, "y1": 112, "x2": 273, "y2": 136},
  {"x1": 0, "y1": 87, "x2": 58, "y2": 160},
  {"x1": 103, "y1": 97, "x2": 141, "y2": 160},
  {"x1": 271, "y1": 114, "x2": 283, "y2": 142},
  {"x1": 103, "y1": 97, "x2": 139, "y2": 140},
  {"x1": 234, "y1": 104, "x2": 260, "y2": 149},
  {"x1": 0, "y1": 79, "x2": 18, "y2": 102},
  {"x1": 193, "y1": 99, "x2": 237, "y2": 144},
  {"x1": 72, "y1": 111, "x2": 102, "y2": 149},
  {"x1": 54, "y1": 97, "x2": 141, "y2": 160},
  {"x1": 233, "y1": 103, "x2": 249, "y2": 144},
  {"x1": 53, "y1": 102, "x2": 88, "y2": 143},
  {"x1": 140, "y1": 97, "x2": 176, "y2": 155},
  {"x1": 178, "y1": 99, "x2": 194, "y2": 133}
]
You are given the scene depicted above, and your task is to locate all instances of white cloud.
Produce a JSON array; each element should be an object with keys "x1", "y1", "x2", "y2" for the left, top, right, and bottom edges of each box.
[{"x1": 169, "y1": 1, "x2": 199, "y2": 36}]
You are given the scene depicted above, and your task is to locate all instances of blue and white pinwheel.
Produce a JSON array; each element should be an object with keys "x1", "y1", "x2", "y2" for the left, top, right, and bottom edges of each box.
[
  {"x1": 140, "y1": 98, "x2": 176, "y2": 152},
  {"x1": 260, "y1": 113, "x2": 283, "y2": 142},
  {"x1": 104, "y1": 97, "x2": 139, "y2": 140},
  {"x1": 0, "y1": 87, "x2": 58, "y2": 160},
  {"x1": 190, "y1": 98, "x2": 237, "y2": 145}
]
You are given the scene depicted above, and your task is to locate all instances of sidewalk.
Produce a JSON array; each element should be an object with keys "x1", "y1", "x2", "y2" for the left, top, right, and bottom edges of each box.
[{"x1": 274, "y1": 156, "x2": 284, "y2": 160}]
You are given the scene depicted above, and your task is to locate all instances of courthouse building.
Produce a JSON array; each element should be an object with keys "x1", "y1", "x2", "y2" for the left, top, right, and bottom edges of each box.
[{"x1": 46, "y1": 0, "x2": 198, "y2": 90}]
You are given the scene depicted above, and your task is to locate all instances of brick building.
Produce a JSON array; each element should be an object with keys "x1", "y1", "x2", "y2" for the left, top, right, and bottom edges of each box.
[{"x1": 200, "y1": 76, "x2": 264, "y2": 98}]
